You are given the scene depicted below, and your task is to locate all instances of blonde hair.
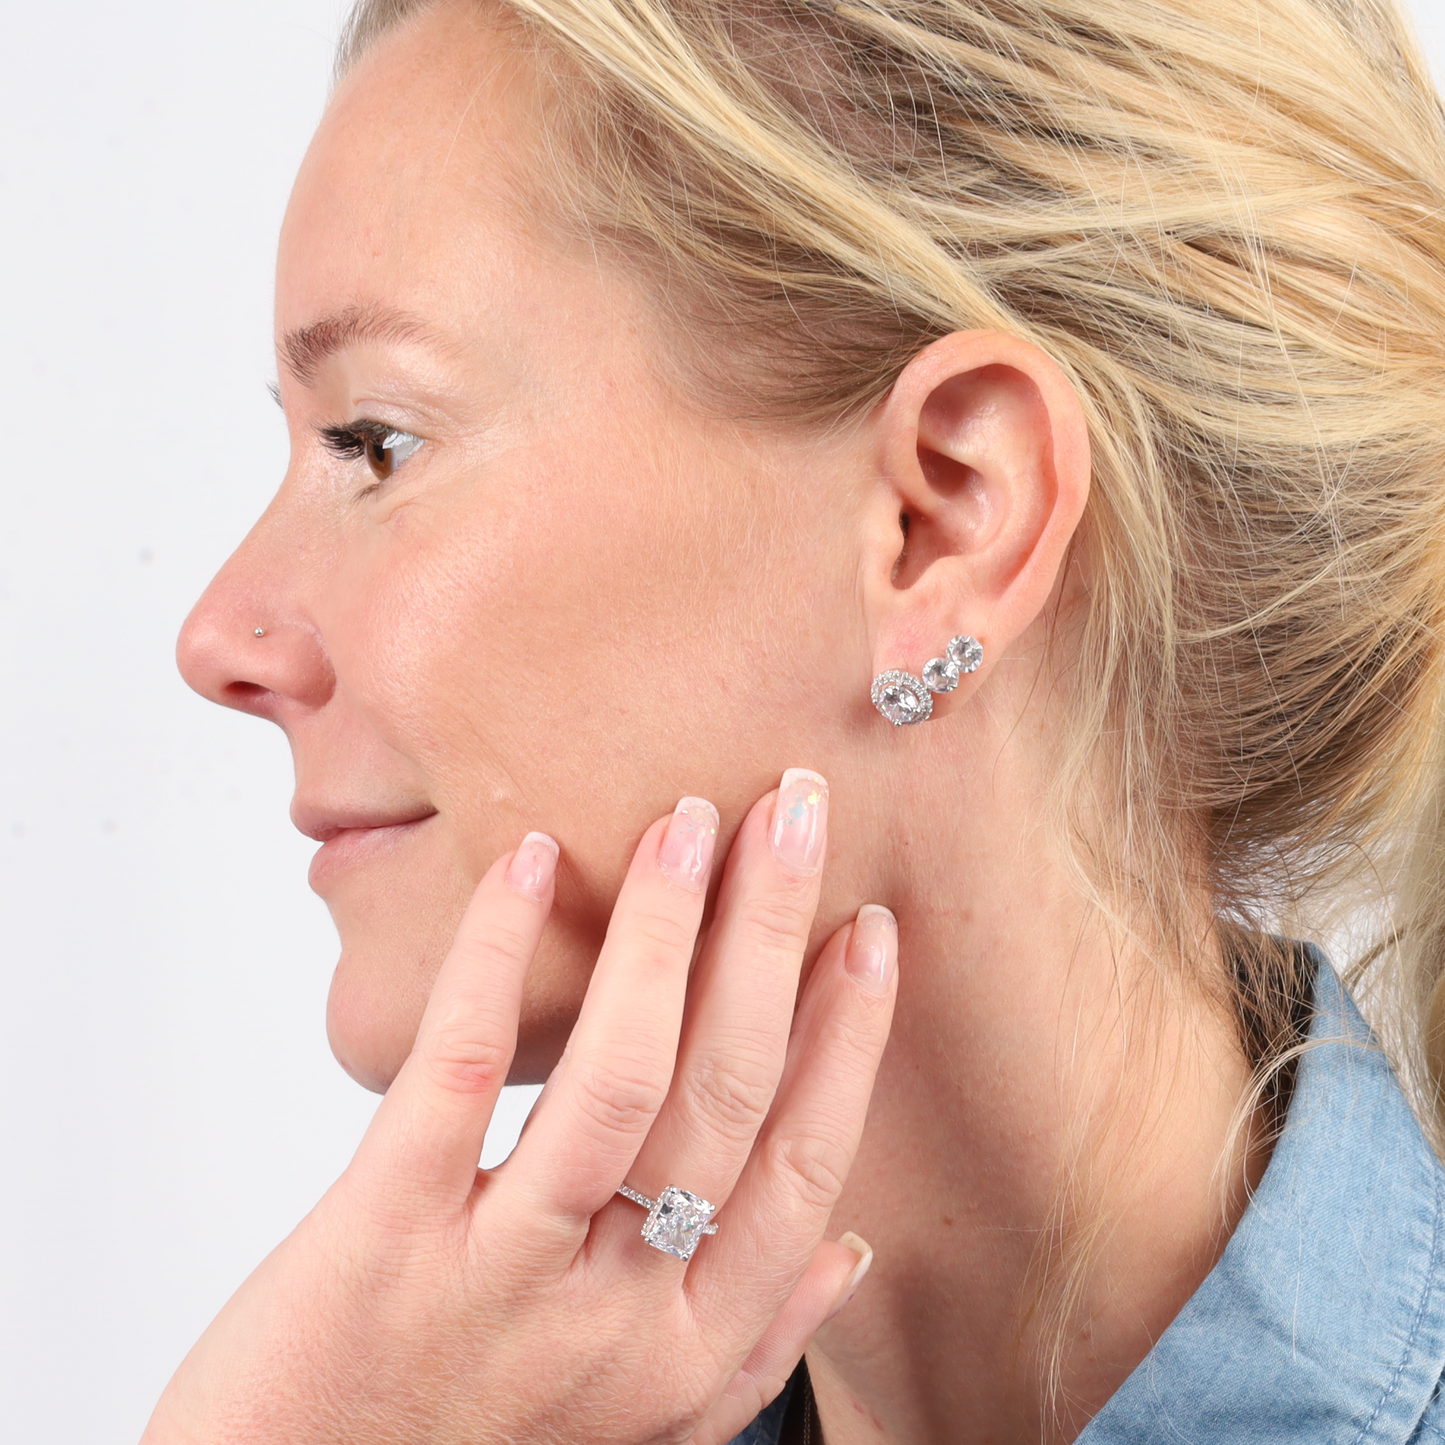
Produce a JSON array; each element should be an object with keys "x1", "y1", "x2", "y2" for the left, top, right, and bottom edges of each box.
[{"x1": 340, "y1": 0, "x2": 1445, "y2": 1406}]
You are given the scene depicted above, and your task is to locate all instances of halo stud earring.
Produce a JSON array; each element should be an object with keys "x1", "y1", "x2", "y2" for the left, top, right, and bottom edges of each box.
[
  {"x1": 871, "y1": 670, "x2": 933, "y2": 727},
  {"x1": 872, "y1": 635, "x2": 984, "y2": 726}
]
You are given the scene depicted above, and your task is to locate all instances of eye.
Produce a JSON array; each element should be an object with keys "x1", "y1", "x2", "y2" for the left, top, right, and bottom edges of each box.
[
  {"x1": 318, "y1": 420, "x2": 425, "y2": 488},
  {"x1": 362, "y1": 427, "x2": 423, "y2": 482}
]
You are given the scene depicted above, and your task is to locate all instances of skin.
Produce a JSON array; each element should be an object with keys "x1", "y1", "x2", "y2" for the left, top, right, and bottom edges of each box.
[{"x1": 173, "y1": 6, "x2": 1261, "y2": 1442}]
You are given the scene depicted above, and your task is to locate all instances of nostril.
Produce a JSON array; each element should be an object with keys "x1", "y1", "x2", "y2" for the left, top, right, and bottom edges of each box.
[{"x1": 223, "y1": 681, "x2": 270, "y2": 711}]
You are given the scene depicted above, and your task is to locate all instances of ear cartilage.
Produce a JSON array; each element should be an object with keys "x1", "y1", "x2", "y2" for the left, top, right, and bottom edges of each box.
[{"x1": 871, "y1": 635, "x2": 983, "y2": 726}]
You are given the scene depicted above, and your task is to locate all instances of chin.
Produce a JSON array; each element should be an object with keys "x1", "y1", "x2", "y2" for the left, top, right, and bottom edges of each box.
[
  {"x1": 316, "y1": 837, "x2": 477, "y2": 1092},
  {"x1": 325, "y1": 945, "x2": 427, "y2": 1093},
  {"x1": 323, "y1": 925, "x2": 591, "y2": 1094}
]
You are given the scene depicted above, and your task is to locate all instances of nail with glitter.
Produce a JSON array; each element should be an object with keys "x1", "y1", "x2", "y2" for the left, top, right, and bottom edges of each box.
[
  {"x1": 658, "y1": 797, "x2": 720, "y2": 892},
  {"x1": 770, "y1": 768, "x2": 829, "y2": 875}
]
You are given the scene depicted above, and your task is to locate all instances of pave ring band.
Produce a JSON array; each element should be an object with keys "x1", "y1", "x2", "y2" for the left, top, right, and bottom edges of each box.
[{"x1": 618, "y1": 1183, "x2": 719, "y2": 1260}]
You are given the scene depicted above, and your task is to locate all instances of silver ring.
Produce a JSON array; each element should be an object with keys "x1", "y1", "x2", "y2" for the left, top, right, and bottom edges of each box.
[{"x1": 617, "y1": 1183, "x2": 719, "y2": 1260}]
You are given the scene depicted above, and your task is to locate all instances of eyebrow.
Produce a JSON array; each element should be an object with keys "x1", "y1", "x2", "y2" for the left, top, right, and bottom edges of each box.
[{"x1": 279, "y1": 304, "x2": 438, "y2": 385}]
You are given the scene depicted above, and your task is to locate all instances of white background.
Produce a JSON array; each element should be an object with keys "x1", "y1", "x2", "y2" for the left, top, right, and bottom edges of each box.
[{"x1": 3, "y1": 3, "x2": 1445, "y2": 1440}]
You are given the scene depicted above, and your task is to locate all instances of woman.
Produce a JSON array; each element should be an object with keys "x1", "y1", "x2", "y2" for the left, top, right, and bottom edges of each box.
[{"x1": 146, "y1": 0, "x2": 1445, "y2": 1439}]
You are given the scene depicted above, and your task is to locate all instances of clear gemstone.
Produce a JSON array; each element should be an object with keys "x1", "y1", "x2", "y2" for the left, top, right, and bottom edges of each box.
[
  {"x1": 947, "y1": 635, "x2": 983, "y2": 673},
  {"x1": 641, "y1": 1186, "x2": 717, "y2": 1260},
  {"x1": 871, "y1": 670, "x2": 933, "y2": 726},
  {"x1": 922, "y1": 656, "x2": 961, "y2": 693}
]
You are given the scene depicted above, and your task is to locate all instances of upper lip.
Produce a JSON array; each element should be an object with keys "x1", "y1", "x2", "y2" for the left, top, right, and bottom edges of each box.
[{"x1": 291, "y1": 802, "x2": 438, "y2": 844}]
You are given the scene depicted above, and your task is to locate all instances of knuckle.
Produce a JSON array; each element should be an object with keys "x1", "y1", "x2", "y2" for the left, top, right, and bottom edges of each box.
[
  {"x1": 627, "y1": 906, "x2": 698, "y2": 962},
  {"x1": 767, "y1": 1131, "x2": 850, "y2": 1211},
  {"x1": 739, "y1": 889, "x2": 812, "y2": 958},
  {"x1": 570, "y1": 1060, "x2": 668, "y2": 1138},
  {"x1": 422, "y1": 1002, "x2": 512, "y2": 1096},
  {"x1": 683, "y1": 1050, "x2": 776, "y2": 1142},
  {"x1": 829, "y1": 1009, "x2": 886, "y2": 1063},
  {"x1": 455, "y1": 921, "x2": 534, "y2": 968}
]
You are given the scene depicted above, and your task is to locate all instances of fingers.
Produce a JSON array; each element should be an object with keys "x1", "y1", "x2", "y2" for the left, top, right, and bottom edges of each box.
[
  {"x1": 690, "y1": 1234, "x2": 874, "y2": 1445},
  {"x1": 618, "y1": 771, "x2": 828, "y2": 1252},
  {"x1": 502, "y1": 799, "x2": 719, "y2": 1223},
  {"x1": 350, "y1": 832, "x2": 559, "y2": 1208},
  {"x1": 688, "y1": 904, "x2": 897, "y2": 1326}
]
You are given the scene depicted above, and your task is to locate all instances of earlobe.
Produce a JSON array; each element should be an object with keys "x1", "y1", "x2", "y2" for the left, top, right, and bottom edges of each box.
[{"x1": 860, "y1": 330, "x2": 1089, "y2": 722}]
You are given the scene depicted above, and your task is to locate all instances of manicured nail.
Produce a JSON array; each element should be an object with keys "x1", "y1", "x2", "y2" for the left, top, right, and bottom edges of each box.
[
  {"x1": 846, "y1": 904, "x2": 896, "y2": 994},
  {"x1": 770, "y1": 768, "x2": 828, "y2": 875},
  {"x1": 658, "y1": 797, "x2": 719, "y2": 892},
  {"x1": 825, "y1": 1232, "x2": 874, "y2": 1320},
  {"x1": 505, "y1": 832, "x2": 558, "y2": 900}
]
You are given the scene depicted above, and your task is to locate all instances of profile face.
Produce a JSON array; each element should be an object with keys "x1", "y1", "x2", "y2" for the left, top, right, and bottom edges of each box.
[{"x1": 176, "y1": 5, "x2": 863, "y2": 1091}]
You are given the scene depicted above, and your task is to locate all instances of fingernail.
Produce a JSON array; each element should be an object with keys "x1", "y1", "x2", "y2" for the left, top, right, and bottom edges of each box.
[
  {"x1": 506, "y1": 832, "x2": 558, "y2": 900},
  {"x1": 770, "y1": 768, "x2": 829, "y2": 875},
  {"x1": 825, "y1": 1231, "x2": 874, "y2": 1320},
  {"x1": 846, "y1": 905, "x2": 896, "y2": 995},
  {"x1": 658, "y1": 797, "x2": 719, "y2": 892}
]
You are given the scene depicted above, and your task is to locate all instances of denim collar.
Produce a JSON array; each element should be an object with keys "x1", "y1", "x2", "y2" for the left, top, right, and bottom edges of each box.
[
  {"x1": 1080, "y1": 955, "x2": 1445, "y2": 1443},
  {"x1": 733, "y1": 954, "x2": 1445, "y2": 1444}
]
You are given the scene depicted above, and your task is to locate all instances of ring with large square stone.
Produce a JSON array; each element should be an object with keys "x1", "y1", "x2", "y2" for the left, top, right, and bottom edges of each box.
[{"x1": 617, "y1": 1184, "x2": 720, "y2": 1261}]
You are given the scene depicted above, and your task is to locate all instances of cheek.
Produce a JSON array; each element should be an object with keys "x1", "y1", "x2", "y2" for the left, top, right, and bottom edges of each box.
[
  {"x1": 314, "y1": 435, "x2": 834, "y2": 1085},
  {"x1": 325, "y1": 443, "x2": 767, "y2": 829},
  {"x1": 323, "y1": 492, "x2": 533, "y2": 787}
]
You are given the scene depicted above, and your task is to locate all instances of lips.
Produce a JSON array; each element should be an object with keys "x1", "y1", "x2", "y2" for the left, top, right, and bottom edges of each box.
[{"x1": 296, "y1": 803, "x2": 438, "y2": 892}]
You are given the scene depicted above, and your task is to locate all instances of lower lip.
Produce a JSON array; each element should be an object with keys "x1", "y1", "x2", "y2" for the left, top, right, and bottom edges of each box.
[{"x1": 308, "y1": 815, "x2": 435, "y2": 893}]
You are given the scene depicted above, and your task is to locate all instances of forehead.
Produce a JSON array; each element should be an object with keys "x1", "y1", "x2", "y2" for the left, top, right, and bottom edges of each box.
[{"x1": 275, "y1": 6, "x2": 548, "y2": 346}]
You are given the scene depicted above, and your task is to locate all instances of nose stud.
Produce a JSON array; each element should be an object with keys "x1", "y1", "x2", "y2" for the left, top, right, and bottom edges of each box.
[{"x1": 253, "y1": 627, "x2": 266, "y2": 638}]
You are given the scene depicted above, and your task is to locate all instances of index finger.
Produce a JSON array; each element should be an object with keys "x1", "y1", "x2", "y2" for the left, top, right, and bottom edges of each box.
[{"x1": 348, "y1": 831, "x2": 559, "y2": 1211}]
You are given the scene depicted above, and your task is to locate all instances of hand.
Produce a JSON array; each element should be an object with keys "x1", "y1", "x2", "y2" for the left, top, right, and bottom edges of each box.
[{"x1": 142, "y1": 771, "x2": 897, "y2": 1444}]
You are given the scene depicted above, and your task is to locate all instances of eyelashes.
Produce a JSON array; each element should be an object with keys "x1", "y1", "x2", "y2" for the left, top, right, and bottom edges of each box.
[
  {"x1": 318, "y1": 419, "x2": 424, "y2": 490},
  {"x1": 317, "y1": 418, "x2": 388, "y2": 461}
]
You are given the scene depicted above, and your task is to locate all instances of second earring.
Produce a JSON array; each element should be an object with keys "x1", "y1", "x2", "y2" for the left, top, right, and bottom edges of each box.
[{"x1": 871, "y1": 634, "x2": 983, "y2": 727}]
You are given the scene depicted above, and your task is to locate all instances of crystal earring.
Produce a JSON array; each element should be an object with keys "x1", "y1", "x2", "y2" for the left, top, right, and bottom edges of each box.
[{"x1": 871, "y1": 635, "x2": 983, "y2": 727}]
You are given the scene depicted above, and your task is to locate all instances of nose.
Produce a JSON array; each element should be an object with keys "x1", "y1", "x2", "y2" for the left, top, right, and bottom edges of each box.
[{"x1": 177, "y1": 511, "x2": 336, "y2": 724}]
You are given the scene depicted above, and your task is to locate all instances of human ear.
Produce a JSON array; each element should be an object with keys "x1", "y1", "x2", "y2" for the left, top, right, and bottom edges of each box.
[{"x1": 860, "y1": 330, "x2": 1090, "y2": 705}]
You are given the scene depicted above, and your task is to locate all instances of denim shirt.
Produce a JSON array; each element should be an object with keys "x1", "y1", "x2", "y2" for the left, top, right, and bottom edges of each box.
[{"x1": 732, "y1": 957, "x2": 1445, "y2": 1444}]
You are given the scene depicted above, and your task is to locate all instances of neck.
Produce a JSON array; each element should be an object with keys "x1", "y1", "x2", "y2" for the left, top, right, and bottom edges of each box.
[{"x1": 809, "y1": 761, "x2": 1259, "y2": 1444}]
